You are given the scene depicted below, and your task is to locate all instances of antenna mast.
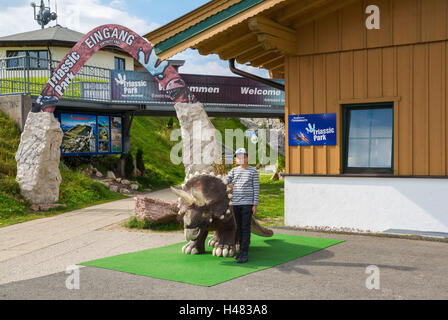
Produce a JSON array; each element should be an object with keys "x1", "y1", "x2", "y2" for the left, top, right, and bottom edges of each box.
[{"x1": 30, "y1": 0, "x2": 57, "y2": 29}]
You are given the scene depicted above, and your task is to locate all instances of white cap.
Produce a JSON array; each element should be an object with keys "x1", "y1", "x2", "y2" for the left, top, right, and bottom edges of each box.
[{"x1": 235, "y1": 147, "x2": 248, "y2": 155}]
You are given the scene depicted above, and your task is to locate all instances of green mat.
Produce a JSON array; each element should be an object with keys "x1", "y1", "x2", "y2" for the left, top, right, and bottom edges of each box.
[{"x1": 79, "y1": 233, "x2": 344, "y2": 287}]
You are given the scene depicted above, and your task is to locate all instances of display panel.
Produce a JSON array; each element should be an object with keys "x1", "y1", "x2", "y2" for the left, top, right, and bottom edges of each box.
[{"x1": 55, "y1": 112, "x2": 123, "y2": 156}]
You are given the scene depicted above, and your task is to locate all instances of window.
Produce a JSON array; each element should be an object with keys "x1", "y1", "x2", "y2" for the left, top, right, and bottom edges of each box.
[
  {"x1": 6, "y1": 50, "x2": 48, "y2": 69},
  {"x1": 343, "y1": 103, "x2": 393, "y2": 173},
  {"x1": 114, "y1": 57, "x2": 125, "y2": 70}
]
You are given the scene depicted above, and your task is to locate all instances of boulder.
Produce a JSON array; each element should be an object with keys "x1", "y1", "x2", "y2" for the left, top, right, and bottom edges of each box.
[
  {"x1": 130, "y1": 184, "x2": 139, "y2": 191},
  {"x1": 15, "y1": 112, "x2": 63, "y2": 204},
  {"x1": 99, "y1": 181, "x2": 110, "y2": 188},
  {"x1": 116, "y1": 178, "x2": 122, "y2": 183},
  {"x1": 174, "y1": 102, "x2": 220, "y2": 177},
  {"x1": 135, "y1": 196, "x2": 179, "y2": 224},
  {"x1": 121, "y1": 179, "x2": 131, "y2": 185},
  {"x1": 96, "y1": 171, "x2": 103, "y2": 178},
  {"x1": 109, "y1": 185, "x2": 119, "y2": 192},
  {"x1": 81, "y1": 167, "x2": 93, "y2": 177},
  {"x1": 106, "y1": 171, "x2": 116, "y2": 179},
  {"x1": 120, "y1": 188, "x2": 131, "y2": 195}
]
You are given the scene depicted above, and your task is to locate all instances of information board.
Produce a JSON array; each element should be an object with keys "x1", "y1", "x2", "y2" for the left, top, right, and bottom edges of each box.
[{"x1": 55, "y1": 111, "x2": 123, "y2": 156}]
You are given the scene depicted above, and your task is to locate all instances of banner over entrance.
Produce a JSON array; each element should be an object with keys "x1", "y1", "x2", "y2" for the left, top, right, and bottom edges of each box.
[
  {"x1": 110, "y1": 70, "x2": 285, "y2": 106},
  {"x1": 33, "y1": 24, "x2": 196, "y2": 112}
]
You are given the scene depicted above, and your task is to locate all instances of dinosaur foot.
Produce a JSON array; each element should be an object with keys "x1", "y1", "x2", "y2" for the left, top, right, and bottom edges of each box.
[
  {"x1": 208, "y1": 237, "x2": 235, "y2": 257},
  {"x1": 181, "y1": 240, "x2": 204, "y2": 255}
]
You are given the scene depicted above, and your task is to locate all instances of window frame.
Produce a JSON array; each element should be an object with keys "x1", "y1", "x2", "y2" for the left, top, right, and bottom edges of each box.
[
  {"x1": 114, "y1": 56, "x2": 126, "y2": 70},
  {"x1": 342, "y1": 102, "x2": 394, "y2": 174},
  {"x1": 6, "y1": 50, "x2": 49, "y2": 70}
]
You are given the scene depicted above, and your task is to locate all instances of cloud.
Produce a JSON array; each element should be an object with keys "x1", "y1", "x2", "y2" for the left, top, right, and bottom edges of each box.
[{"x1": 0, "y1": 0, "x2": 159, "y2": 37}]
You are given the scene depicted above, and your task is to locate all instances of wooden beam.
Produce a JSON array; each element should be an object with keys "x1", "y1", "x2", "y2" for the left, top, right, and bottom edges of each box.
[
  {"x1": 270, "y1": 63, "x2": 285, "y2": 73},
  {"x1": 196, "y1": 25, "x2": 252, "y2": 55},
  {"x1": 248, "y1": 15, "x2": 296, "y2": 42},
  {"x1": 236, "y1": 44, "x2": 276, "y2": 64},
  {"x1": 293, "y1": 0, "x2": 358, "y2": 28},
  {"x1": 250, "y1": 51, "x2": 281, "y2": 67},
  {"x1": 274, "y1": 0, "x2": 333, "y2": 24},
  {"x1": 261, "y1": 56, "x2": 284, "y2": 70},
  {"x1": 257, "y1": 34, "x2": 296, "y2": 55},
  {"x1": 247, "y1": 15, "x2": 296, "y2": 55},
  {"x1": 218, "y1": 37, "x2": 260, "y2": 60}
]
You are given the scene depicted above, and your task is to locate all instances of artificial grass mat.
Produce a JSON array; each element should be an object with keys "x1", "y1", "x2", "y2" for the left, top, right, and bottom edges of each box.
[{"x1": 79, "y1": 233, "x2": 344, "y2": 287}]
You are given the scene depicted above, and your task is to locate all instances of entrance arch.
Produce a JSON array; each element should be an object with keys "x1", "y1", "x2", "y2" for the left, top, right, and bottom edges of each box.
[{"x1": 33, "y1": 24, "x2": 196, "y2": 112}]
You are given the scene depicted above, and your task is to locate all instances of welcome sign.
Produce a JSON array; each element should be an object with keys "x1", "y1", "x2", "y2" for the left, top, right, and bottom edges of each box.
[
  {"x1": 288, "y1": 113, "x2": 337, "y2": 146},
  {"x1": 111, "y1": 71, "x2": 285, "y2": 106}
]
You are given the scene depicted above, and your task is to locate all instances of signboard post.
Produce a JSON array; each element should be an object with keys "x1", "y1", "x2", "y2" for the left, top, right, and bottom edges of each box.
[{"x1": 288, "y1": 113, "x2": 337, "y2": 146}]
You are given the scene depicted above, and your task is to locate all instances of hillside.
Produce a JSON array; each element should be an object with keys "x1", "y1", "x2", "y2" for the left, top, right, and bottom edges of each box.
[
  {"x1": 130, "y1": 116, "x2": 284, "y2": 189},
  {"x1": 0, "y1": 111, "x2": 124, "y2": 227}
]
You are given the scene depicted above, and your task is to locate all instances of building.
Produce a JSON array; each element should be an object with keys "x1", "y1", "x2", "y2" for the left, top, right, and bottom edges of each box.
[
  {"x1": 0, "y1": 25, "x2": 135, "y2": 71},
  {"x1": 144, "y1": 0, "x2": 448, "y2": 235}
]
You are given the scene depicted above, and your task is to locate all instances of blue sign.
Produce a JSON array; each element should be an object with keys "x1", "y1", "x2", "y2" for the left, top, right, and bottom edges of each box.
[
  {"x1": 288, "y1": 113, "x2": 337, "y2": 146},
  {"x1": 55, "y1": 111, "x2": 123, "y2": 156}
]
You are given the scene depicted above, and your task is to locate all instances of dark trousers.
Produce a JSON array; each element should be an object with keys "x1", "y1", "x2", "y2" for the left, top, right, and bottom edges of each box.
[{"x1": 233, "y1": 205, "x2": 253, "y2": 254}]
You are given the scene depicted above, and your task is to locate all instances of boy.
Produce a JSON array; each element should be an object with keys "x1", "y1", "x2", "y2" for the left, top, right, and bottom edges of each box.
[{"x1": 225, "y1": 148, "x2": 259, "y2": 263}]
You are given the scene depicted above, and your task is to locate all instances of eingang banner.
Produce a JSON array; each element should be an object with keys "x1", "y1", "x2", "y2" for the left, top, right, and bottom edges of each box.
[{"x1": 33, "y1": 24, "x2": 196, "y2": 113}]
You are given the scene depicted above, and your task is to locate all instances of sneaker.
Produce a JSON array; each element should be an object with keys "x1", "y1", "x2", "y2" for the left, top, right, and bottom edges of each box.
[{"x1": 236, "y1": 252, "x2": 249, "y2": 263}]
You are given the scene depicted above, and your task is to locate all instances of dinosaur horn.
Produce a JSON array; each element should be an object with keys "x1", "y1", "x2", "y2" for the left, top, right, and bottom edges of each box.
[
  {"x1": 170, "y1": 187, "x2": 196, "y2": 206},
  {"x1": 191, "y1": 188, "x2": 207, "y2": 207}
]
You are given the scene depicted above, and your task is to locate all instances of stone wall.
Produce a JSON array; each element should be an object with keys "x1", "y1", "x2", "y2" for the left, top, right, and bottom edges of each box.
[{"x1": 0, "y1": 94, "x2": 32, "y2": 131}]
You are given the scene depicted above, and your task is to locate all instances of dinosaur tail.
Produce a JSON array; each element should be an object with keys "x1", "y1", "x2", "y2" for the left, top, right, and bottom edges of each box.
[{"x1": 250, "y1": 216, "x2": 274, "y2": 237}]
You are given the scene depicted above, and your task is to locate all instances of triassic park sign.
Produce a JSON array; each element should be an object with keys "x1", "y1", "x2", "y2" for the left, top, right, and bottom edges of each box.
[{"x1": 32, "y1": 24, "x2": 196, "y2": 112}]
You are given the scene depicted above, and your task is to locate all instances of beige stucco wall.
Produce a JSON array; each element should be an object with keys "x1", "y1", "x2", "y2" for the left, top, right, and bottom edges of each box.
[{"x1": 0, "y1": 45, "x2": 134, "y2": 70}]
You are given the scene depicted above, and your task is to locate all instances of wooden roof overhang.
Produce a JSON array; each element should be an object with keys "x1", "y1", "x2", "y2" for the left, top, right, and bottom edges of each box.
[{"x1": 144, "y1": 0, "x2": 357, "y2": 78}]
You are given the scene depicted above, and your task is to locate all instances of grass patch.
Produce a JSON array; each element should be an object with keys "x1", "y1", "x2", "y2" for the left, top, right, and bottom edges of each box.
[
  {"x1": 256, "y1": 173, "x2": 284, "y2": 227},
  {"x1": 58, "y1": 168, "x2": 126, "y2": 210},
  {"x1": 124, "y1": 216, "x2": 183, "y2": 232},
  {"x1": 130, "y1": 116, "x2": 185, "y2": 189}
]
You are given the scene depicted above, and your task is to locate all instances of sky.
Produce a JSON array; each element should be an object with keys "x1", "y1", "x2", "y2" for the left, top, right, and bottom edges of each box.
[{"x1": 0, "y1": 0, "x2": 269, "y2": 77}]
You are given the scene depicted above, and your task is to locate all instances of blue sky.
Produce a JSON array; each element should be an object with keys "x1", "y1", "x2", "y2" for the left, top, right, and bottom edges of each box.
[{"x1": 0, "y1": 0, "x2": 268, "y2": 77}]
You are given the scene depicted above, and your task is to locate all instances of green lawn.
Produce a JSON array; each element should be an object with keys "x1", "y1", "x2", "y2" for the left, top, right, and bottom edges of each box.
[
  {"x1": 130, "y1": 116, "x2": 185, "y2": 189},
  {"x1": 257, "y1": 173, "x2": 284, "y2": 226}
]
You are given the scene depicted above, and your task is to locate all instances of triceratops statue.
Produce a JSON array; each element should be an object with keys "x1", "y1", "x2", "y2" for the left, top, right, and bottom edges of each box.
[
  {"x1": 136, "y1": 101, "x2": 274, "y2": 257},
  {"x1": 170, "y1": 170, "x2": 273, "y2": 257}
]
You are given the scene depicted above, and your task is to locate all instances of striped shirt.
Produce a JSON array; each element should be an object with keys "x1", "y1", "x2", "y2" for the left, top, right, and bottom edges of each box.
[{"x1": 225, "y1": 166, "x2": 260, "y2": 206}]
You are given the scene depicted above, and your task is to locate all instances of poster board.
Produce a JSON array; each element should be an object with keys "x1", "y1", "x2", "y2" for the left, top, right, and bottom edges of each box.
[{"x1": 55, "y1": 111, "x2": 123, "y2": 156}]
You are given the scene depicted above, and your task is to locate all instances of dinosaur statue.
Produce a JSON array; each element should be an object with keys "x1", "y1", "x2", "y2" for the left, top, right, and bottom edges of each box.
[{"x1": 170, "y1": 171, "x2": 273, "y2": 257}]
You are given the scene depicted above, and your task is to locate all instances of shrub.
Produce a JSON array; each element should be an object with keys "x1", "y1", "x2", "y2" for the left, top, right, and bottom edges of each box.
[
  {"x1": 136, "y1": 149, "x2": 145, "y2": 174},
  {"x1": 124, "y1": 152, "x2": 134, "y2": 179}
]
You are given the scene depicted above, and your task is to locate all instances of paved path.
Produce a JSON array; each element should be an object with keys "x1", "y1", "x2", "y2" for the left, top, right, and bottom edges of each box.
[
  {"x1": 0, "y1": 188, "x2": 447, "y2": 299},
  {"x1": 0, "y1": 188, "x2": 179, "y2": 285}
]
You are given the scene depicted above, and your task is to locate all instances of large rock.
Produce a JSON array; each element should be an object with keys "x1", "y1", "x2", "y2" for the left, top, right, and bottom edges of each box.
[
  {"x1": 15, "y1": 112, "x2": 63, "y2": 204},
  {"x1": 174, "y1": 102, "x2": 220, "y2": 176},
  {"x1": 135, "y1": 196, "x2": 179, "y2": 224}
]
